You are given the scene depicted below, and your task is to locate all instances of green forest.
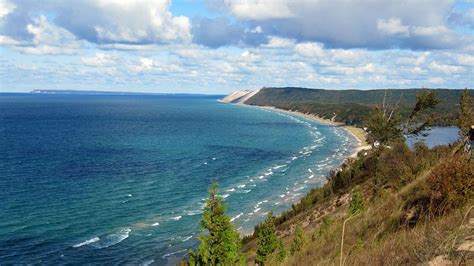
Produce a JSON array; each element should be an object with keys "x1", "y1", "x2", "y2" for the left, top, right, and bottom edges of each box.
[{"x1": 245, "y1": 87, "x2": 472, "y2": 126}]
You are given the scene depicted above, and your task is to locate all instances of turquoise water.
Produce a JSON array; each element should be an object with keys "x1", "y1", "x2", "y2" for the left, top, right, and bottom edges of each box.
[{"x1": 0, "y1": 94, "x2": 357, "y2": 264}]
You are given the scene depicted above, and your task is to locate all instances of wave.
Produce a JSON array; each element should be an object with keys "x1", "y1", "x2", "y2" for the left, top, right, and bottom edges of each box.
[
  {"x1": 170, "y1": 216, "x2": 182, "y2": 221},
  {"x1": 230, "y1": 212, "x2": 243, "y2": 222},
  {"x1": 226, "y1": 188, "x2": 236, "y2": 192},
  {"x1": 73, "y1": 237, "x2": 100, "y2": 248},
  {"x1": 293, "y1": 186, "x2": 306, "y2": 192},
  {"x1": 162, "y1": 248, "x2": 187, "y2": 259},
  {"x1": 272, "y1": 164, "x2": 287, "y2": 170},
  {"x1": 92, "y1": 228, "x2": 131, "y2": 249},
  {"x1": 237, "y1": 184, "x2": 246, "y2": 188},
  {"x1": 185, "y1": 209, "x2": 203, "y2": 216},
  {"x1": 182, "y1": 235, "x2": 193, "y2": 242},
  {"x1": 152, "y1": 222, "x2": 160, "y2": 226}
]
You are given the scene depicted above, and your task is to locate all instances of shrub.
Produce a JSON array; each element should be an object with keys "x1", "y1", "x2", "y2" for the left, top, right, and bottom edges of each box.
[
  {"x1": 426, "y1": 156, "x2": 474, "y2": 216},
  {"x1": 349, "y1": 189, "x2": 364, "y2": 215},
  {"x1": 290, "y1": 225, "x2": 307, "y2": 255}
]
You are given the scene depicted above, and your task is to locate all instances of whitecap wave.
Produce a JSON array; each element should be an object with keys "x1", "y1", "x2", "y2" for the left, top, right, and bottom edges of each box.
[
  {"x1": 170, "y1": 216, "x2": 182, "y2": 221},
  {"x1": 92, "y1": 228, "x2": 131, "y2": 249},
  {"x1": 73, "y1": 237, "x2": 100, "y2": 248},
  {"x1": 230, "y1": 212, "x2": 243, "y2": 222},
  {"x1": 162, "y1": 248, "x2": 187, "y2": 259},
  {"x1": 182, "y1": 235, "x2": 193, "y2": 242},
  {"x1": 152, "y1": 222, "x2": 160, "y2": 226}
]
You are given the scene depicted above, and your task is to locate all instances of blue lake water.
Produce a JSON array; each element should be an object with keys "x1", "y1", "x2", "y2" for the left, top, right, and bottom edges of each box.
[
  {"x1": 0, "y1": 94, "x2": 357, "y2": 264},
  {"x1": 406, "y1": 127, "x2": 460, "y2": 149}
]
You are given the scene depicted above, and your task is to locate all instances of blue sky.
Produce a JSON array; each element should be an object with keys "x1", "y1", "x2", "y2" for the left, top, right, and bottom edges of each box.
[{"x1": 0, "y1": 0, "x2": 473, "y2": 94}]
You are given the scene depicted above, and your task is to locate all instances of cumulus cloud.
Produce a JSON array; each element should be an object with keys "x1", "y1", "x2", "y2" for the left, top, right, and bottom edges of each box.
[
  {"x1": 428, "y1": 61, "x2": 465, "y2": 74},
  {"x1": 223, "y1": 0, "x2": 293, "y2": 20},
  {"x1": 216, "y1": 0, "x2": 461, "y2": 50},
  {"x1": 295, "y1": 42, "x2": 325, "y2": 58},
  {"x1": 262, "y1": 36, "x2": 295, "y2": 48},
  {"x1": 5, "y1": 15, "x2": 81, "y2": 55},
  {"x1": 377, "y1": 18, "x2": 410, "y2": 36},
  {"x1": 81, "y1": 53, "x2": 117, "y2": 67},
  {"x1": 1, "y1": 0, "x2": 191, "y2": 46}
]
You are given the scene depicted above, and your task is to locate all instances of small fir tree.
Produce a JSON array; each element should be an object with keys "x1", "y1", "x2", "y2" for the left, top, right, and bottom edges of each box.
[
  {"x1": 255, "y1": 212, "x2": 278, "y2": 265},
  {"x1": 188, "y1": 180, "x2": 243, "y2": 265}
]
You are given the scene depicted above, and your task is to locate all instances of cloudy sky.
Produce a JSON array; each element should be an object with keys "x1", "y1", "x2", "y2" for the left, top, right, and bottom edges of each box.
[{"x1": 0, "y1": 0, "x2": 473, "y2": 94}]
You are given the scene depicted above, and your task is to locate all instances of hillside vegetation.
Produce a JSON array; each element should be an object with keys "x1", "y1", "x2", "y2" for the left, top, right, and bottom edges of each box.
[
  {"x1": 245, "y1": 87, "x2": 472, "y2": 126},
  {"x1": 241, "y1": 141, "x2": 473, "y2": 265}
]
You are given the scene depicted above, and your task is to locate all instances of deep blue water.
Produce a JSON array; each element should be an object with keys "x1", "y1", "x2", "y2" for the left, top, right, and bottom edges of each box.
[{"x1": 0, "y1": 94, "x2": 357, "y2": 265}]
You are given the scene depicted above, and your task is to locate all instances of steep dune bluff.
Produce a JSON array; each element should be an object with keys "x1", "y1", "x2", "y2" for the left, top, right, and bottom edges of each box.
[{"x1": 219, "y1": 90, "x2": 259, "y2": 104}]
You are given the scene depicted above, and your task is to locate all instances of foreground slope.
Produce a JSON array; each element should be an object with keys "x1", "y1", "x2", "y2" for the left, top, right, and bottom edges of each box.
[{"x1": 242, "y1": 142, "x2": 473, "y2": 265}]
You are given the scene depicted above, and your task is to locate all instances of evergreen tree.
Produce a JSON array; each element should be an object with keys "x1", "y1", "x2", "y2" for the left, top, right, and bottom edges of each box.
[
  {"x1": 188, "y1": 180, "x2": 243, "y2": 265},
  {"x1": 458, "y1": 88, "x2": 472, "y2": 138},
  {"x1": 290, "y1": 225, "x2": 306, "y2": 255},
  {"x1": 255, "y1": 212, "x2": 278, "y2": 265}
]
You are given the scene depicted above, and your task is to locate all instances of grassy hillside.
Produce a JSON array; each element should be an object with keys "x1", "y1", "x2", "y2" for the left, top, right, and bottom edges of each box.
[
  {"x1": 241, "y1": 142, "x2": 474, "y2": 265},
  {"x1": 245, "y1": 87, "x2": 472, "y2": 126}
]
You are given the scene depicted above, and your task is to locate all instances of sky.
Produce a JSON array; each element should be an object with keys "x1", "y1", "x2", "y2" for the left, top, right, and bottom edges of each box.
[{"x1": 0, "y1": 0, "x2": 473, "y2": 94}]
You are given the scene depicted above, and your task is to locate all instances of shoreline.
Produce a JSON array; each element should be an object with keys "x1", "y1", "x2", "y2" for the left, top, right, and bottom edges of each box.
[{"x1": 241, "y1": 104, "x2": 371, "y2": 158}]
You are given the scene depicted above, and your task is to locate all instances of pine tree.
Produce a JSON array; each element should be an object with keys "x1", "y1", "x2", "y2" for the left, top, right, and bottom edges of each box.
[
  {"x1": 458, "y1": 88, "x2": 472, "y2": 138},
  {"x1": 255, "y1": 212, "x2": 278, "y2": 265},
  {"x1": 188, "y1": 180, "x2": 243, "y2": 265},
  {"x1": 290, "y1": 225, "x2": 306, "y2": 255}
]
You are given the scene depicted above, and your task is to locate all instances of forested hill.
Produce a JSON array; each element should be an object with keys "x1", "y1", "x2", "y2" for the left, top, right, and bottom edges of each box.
[{"x1": 244, "y1": 87, "x2": 472, "y2": 126}]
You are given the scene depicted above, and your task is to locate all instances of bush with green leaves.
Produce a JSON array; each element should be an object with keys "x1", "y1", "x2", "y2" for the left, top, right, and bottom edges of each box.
[
  {"x1": 290, "y1": 225, "x2": 306, "y2": 255},
  {"x1": 349, "y1": 189, "x2": 364, "y2": 215}
]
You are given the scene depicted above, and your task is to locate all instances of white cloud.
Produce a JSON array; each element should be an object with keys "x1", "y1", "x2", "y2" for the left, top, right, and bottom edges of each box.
[
  {"x1": 90, "y1": 0, "x2": 191, "y2": 44},
  {"x1": 377, "y1": 18, "x2": 409, "y2": 36},
  {"x1": 262, "y1": 36, "x2": 295, "y2": 48},
  {"x1": 81, "y1": 53, "x2": 117, "y2": 67},
  {"x1": 13, "y1": 16, "x2": 80, "y2": 55},
  {"x1": 223, "y1": 0, "x2": 293, "y2": 20},
  {"x1": 456, "y1": 54, "x2": 474, "y2": 66},
  {"x1": 396, "y1": 53, "x2": 429, "y2": 66},
  {"x1": 428, "y1": 61, "x2": 464, "y2": 74},
  {"x1": 0, "y1": 34, "x2": 19, "y2": 45},
  {"x1": 219, "y1": 0, "x2": 459, "y2": 50},
  {"x1": 0, "y1": 0, "x2": 14, "y2": 19},
  {"x1": 295, "y1": 42, "x2": 324, "y2": 58}
]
